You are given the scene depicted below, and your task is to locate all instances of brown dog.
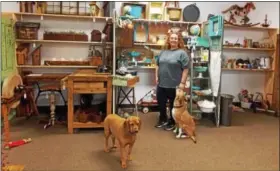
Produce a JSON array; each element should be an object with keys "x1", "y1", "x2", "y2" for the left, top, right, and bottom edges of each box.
[
  {"x1": 172, "y1": 88, "x2": 197, "y2": 143},
  {"x1": 104, "y1": 114, "x2": 141, "y2": 169}
]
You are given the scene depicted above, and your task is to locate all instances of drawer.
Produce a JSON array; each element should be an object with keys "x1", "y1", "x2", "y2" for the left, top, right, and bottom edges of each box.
[{"x1": 73, "y1": 82, "x2": 104, "y2": 90}]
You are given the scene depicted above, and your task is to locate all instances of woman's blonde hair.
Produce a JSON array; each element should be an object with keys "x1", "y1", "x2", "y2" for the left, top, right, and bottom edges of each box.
[{"x1": 164, "y1": 29, "x2": 186, "y2": 50}]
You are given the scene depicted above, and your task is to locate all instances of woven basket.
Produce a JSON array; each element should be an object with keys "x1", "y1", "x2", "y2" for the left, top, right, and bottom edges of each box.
[
  {"x1": 168, "y1": 9, "x2": 181, "y2": 21},
  {"x1": 112, "y1": 76, "x2": 131, "y2": 87}
]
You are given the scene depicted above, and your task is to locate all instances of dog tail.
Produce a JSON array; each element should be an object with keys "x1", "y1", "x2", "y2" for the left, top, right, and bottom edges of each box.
[{"x1": 190, "y1": 136, "x2": 197, "y2": 144}]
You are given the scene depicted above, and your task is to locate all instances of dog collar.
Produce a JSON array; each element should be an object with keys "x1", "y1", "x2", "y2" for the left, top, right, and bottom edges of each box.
[{"x1": 173, "y1": 105, "x2": 184, "y2": 108}]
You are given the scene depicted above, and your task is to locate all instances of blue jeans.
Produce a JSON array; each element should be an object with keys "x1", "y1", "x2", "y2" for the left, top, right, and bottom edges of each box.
[{"x1": 156, "y1": 86, "x2": 176, "y2": 124}]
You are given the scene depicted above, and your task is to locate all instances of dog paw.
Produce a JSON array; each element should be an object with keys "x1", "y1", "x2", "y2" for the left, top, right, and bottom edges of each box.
[
  {"x1": 110, "y1": 145, "x2": 117, "y2": 150},
  {"x1": 180, "y1": 135, "x2": 188, "y2": 138},
  {"x1": 104, "y1": 148, "x2": 110, "y2": 153},
  {"x1": 121, "y1": 162, "x2": 127, "y2": 169},
  {"x1": 128, "y1": 156, "x2": 132, "y2": 161},
  {"x1": 175, "y1": 134, "x2": 181, "y2": 139},
  {"x1": 173, "y1": 128, "x2": 178, "y2": 134}
]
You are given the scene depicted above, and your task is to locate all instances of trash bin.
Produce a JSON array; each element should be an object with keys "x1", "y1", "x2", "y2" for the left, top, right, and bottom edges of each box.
[{"x1": 220, "y1": 94, "x2": 235, "y2": 126}]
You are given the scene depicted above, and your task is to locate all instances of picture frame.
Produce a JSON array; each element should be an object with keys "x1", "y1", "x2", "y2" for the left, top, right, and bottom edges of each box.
[
  {"x1": 121, "y1": 2, "x2": 147, "y2": 19},
  {"x1": 165, "y1": 2, "x2": 179, "y2": 8}
]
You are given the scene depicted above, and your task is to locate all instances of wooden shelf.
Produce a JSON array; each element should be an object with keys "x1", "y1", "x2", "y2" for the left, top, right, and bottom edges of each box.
[
  {"x1": 127, "y1": 66, "x2": 156, "y2": 69},
  {"x1": 73, "y1": 122, "x2": 104, "y2": 128},
  {"x1": 222, "y1": 68, "x2": 273, "y2": 72},
  {"x1": 134, "y1": 42, "x2": 163, "y2": 47},
  {"x1": 14, "y1": 12, "x2": 112, "y2": 21},
  {"x1": 17, "y1": 65, "x2": 97, "y2": 69},
  {"x1": 133, "y1": 18, "x2": 202, "y2": 25},
  {"x1": 223, "y1": 46, "x2": 275, "y2": 51},
  {"x1": 224, "y1": 24, "x2": 278, "y2": 31},
  {"x1": 16, "y1": 39, "x2": 113, "y2": 45}
]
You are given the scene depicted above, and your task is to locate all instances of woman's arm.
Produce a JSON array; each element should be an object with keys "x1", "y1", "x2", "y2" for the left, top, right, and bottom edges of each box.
[
  {"x1": 179, "y1": 50, "x2": 190, "y2": 89},
  {"x1": 155, "y1": 52, "x2": 162, "y2": 85},
  {"x1": 181, "y1": 69, "x2": 188, "y2": 84},
  {"x1": 155, "y1": 65, "x2": 159, "y2": 84},
  {"x1": 179, "y1": 69, "x2": 188, "y2": 89}
]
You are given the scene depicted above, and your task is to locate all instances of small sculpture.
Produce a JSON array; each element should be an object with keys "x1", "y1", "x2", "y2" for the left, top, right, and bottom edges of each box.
[
  {"x1": 261, "y1": 14, "x2": 271, "y2": 27},
  {"x1": 222, "y1": 2, "x2": 260, "y2": 27},
  {"x1": 89, "y1": 2, "x2": 100, "y2": 16}
]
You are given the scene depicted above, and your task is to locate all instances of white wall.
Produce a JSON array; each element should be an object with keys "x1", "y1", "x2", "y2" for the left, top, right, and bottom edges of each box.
[
  {"x1": 116, "y1": 2, "x2": 279, "y2": 102},
  {"x1": 2, "y1": 2, "x2": 279, "y2": 105}
]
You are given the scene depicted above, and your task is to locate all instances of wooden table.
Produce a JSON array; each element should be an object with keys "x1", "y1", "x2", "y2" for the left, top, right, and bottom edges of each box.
[
  {"x1": 24, "y1": 73, "x2": 70, "y2": 128},
  {"x1": 61, "y1": 69, "x2": 112, "y2": 134},
  {"x1": 24, "y1": 73, "x2": 69, "y2": 83}
]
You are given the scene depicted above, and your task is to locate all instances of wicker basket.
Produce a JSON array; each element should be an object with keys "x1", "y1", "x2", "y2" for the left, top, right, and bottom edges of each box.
[
  {"x1": 168, "y1": 9, "x2": 181, "y2": 21},
  {"x1": 15, "y1": 22, "x2": 40, "y2": 40}
]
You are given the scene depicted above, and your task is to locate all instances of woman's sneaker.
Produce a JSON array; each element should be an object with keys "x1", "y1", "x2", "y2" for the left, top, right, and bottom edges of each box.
[
  {"x1": 164, "y1": 121, "x2": 175, "y2": 131},
  {"x1": 155, "y1": 121, "x2": 168, "y2": 128}
]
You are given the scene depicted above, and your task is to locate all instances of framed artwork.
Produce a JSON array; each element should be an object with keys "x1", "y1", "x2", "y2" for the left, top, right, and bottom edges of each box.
[{"x1": 165, "y1": 2, "x2": 179, "y2": 8}]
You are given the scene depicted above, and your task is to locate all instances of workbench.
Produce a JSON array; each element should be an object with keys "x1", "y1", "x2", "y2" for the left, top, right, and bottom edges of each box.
[{"x1": 61, "y1": 69, "x2": 112, "y2": 134}]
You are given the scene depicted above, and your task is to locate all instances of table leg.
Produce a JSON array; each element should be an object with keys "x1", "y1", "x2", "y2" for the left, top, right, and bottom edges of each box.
[
  {"x1": 44, "y1": 91, "x2": 56, "y2": 129},
  {"x1": 1, "y1": 104, "x2": 10, "y2": 168},
  {"x1": 68, "y1": 80, "x2": 74, "y2": 134}
]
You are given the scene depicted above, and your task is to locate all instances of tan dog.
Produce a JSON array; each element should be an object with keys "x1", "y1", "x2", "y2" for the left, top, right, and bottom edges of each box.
[
  {"x1": 172, "y1": 88, "x2": 197, "y2": 143},
  {"x1": 104, "y1": 114, "x2": 141, "y2": 169}
]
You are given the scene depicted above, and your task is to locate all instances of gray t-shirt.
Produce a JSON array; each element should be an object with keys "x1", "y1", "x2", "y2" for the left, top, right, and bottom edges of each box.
[{"x1": 156, "y1": 49, "x2": 189, "y2": 88}]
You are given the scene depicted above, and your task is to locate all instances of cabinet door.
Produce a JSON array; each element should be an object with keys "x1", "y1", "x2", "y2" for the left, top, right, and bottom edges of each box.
[{"x1": 1, "y1": 15, "x2": 16, "y2": 82}]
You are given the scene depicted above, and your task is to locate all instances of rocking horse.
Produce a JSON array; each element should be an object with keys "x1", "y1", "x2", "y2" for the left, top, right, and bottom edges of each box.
[{"x1": 222, "y1": 2, "x2": 260, "y2": 27}]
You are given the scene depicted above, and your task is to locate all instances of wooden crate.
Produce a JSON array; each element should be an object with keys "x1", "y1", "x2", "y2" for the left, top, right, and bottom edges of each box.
[
  {"x1": 15, "y1": 22, "x2": 40, "y2": 40},
  {"x1": 16, "y1": 46, "x2": 28, "y2": 65},
  {"x1": 44, "y1": 32, "x2": 88, "y2": 41}
]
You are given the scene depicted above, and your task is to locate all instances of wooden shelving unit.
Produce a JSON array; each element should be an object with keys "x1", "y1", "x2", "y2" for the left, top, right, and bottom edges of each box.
[
  {"x1": 222, "y1": 68, "x2": 274, "y2": 72},
  {"x1": 16, "y1": 39, "x2": 113, "y2": 45},
  {"x1": 13, "y1": 5, "x2": 115, "y2": 130},
  {"x1": 134, "y1": 42, "x2": 163, "y2": 47},
  {"x1": 14, "y1": 11, "x2": 113, "y2": 71},
  {"x1": 17, "y1": 65, "x2": 98, "y2": 68},
  {"x1": 224, "y1": 24, "x2": 278, "y2": 31},
  {"x1": 223, "y1": 46, "x2": 275, "y2": 51},
  {"x1": 223, "y1": 24, "x2": 279, "y2": 107},
  {"x1": 133, "y1": 18, "x2": 202, "y2": 25},
  {"x1": 14, "y1": 12, "x2": 112, "y2": 21}
]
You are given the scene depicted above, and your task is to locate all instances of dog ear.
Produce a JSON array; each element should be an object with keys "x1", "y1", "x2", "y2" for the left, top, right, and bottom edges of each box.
[
  {"x1": 138, "y1": 118, "x2": 141, "y2": 130},
  {"x1": 124, "y1": 118, "x2": 130, "y2": 130}
]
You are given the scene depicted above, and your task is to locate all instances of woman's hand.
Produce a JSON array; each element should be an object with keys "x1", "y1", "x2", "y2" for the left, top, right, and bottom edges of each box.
[
  {"x1": 179, "y1": 83, "x2": 185, "y2": 90},
  {"x1": 155, "y1": 77, "x2": 158, "y2": 84}
]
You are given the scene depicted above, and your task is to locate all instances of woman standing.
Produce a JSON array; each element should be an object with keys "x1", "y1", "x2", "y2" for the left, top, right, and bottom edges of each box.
[{"x1": 155, "y1": 29, "x2": 189, "y2": 131}]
